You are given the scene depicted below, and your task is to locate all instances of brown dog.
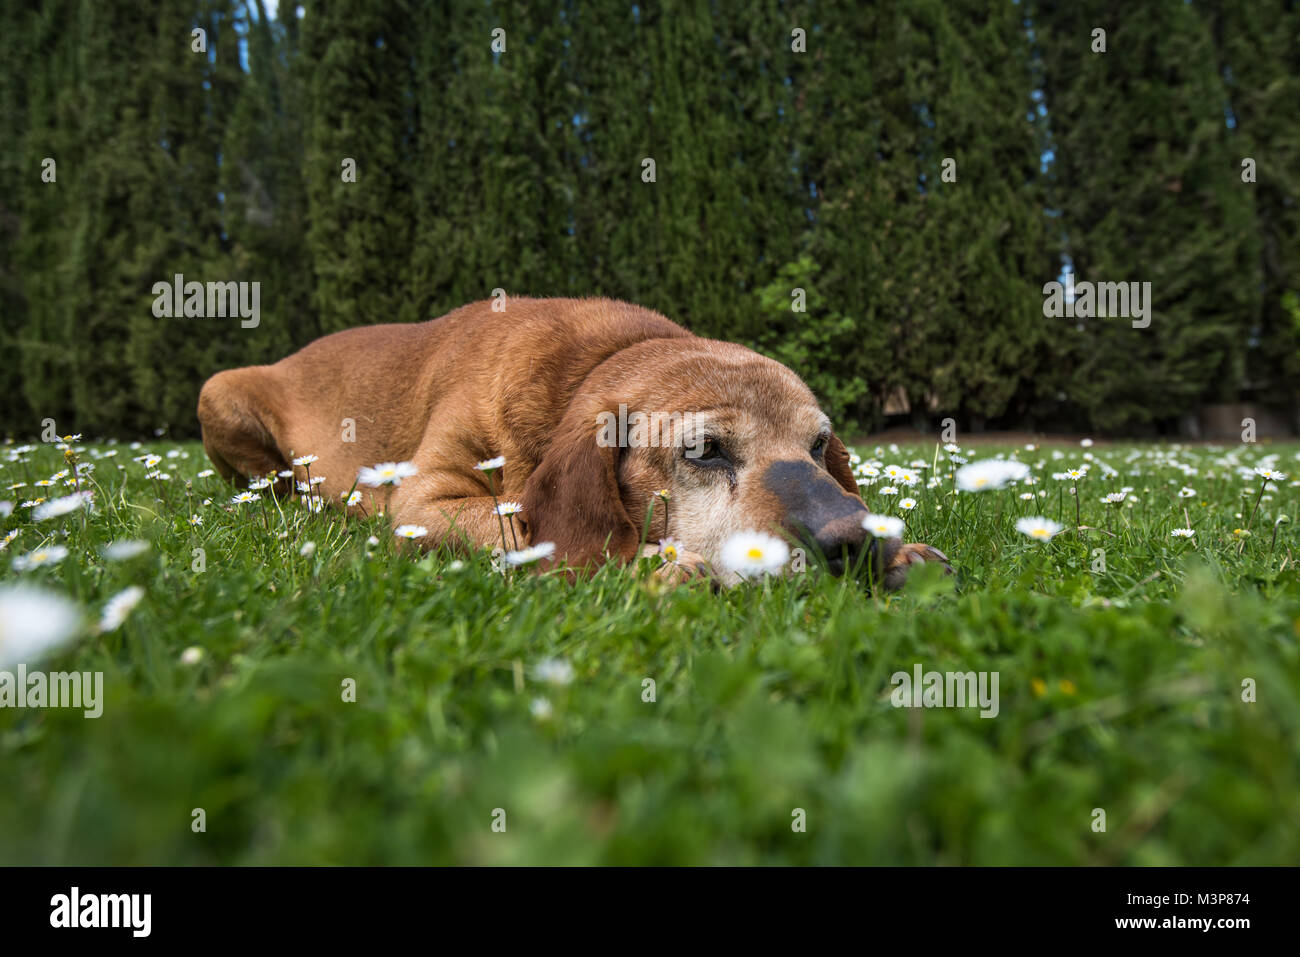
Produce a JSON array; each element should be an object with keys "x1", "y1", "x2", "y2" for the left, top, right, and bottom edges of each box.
[{"x1": 197, "y1": 297, "x2": 949, "y2": 586}]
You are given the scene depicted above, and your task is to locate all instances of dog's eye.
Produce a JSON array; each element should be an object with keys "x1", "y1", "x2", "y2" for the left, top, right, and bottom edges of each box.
[
  {"x1": 810, "y1": 436, "x2": 827, "y2": 456},
  {"x1": 688, "y1": 438, "x2": 729, "y2": 466}
]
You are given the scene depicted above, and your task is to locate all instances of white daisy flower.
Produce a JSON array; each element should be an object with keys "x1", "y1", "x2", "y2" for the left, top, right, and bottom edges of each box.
[
  {"x1": 13, "y1": 545, "x2": 70, "y2": 571},
  {"x1": 533, "y1": 657, "x2": 575, "y2": 686},
  {"x1": 343, "y1": 490, "x2": 363, "y2": 507},
  {"x1": 231, "y1": 491, "x2": 260, "y2": 505},
  {"x1": 955, "y1": 459, "x2": 1030, "y2": 492},
  {"x1": 1102, "y1": 492, "x2": 1127, "y2": 504},
  {"x1": 1171, "y1": 528, "x2": 1195, "y2": 538},
  {"x1": 1255, "y1": 467, "x2": 1287, "y2": 482},
  {"x1": 474, "y1": 456, "x2": 506, "y2": 472},
  {"x1": 196, "y1": 469, "x2": 215, "y2": 479},
  {"x1": 101, "y1": 540, "x2": 149, "y2": 561},
  {"x1": 879, "y1": 485, "x2": 899, "y2": 496},
  {"x1": 495, "y1": 501, "x2": 523, "y2": 516},
  {"x1": 292, "y1": 454, "x2": 319, "y2": 466},
  {"x1": 1015, "y1": 516, "x2": 1064, "y2": 542},
  {"x1": 32, "y1": 492, "x2": 91, "y2": 521},
  {"x1": 504, "y1": 542, "x2": 557, "y2": 566},
  {"x1": 357, "y1": 461, "x2": 418, "y2": 487},
  {"x1": 862, "y1": 514, "x2": 905, "y2": 539},
  {"x1": 719, "y1": 530, "x2": 790, "y2": 579},
  {"x1": 299, "y1": 541, "x2": 317, "y2": 557},
  {"x1": 898, "y1": 498, "x2": 917, "y2": 511},
  {"x1": 179, "y1": 646, "x2": 204, "y2": 666},
  {"x1": 99, "y1": 585, "x2": 145, "y2": 632},
  {"x1": 530, "y1": 697, "x2": 553, "y2": 721},
  {"x1": 393, "y1": 525, "x2": 428, "y2": 540},
  {"x1": 0, "y1": 585, "x2": 81, "y2": 669}
]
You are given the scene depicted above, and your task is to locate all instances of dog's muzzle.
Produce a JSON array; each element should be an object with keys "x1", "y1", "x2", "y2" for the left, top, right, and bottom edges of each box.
[{"x1": 762, "y1": 460, "x2": 869, "y2": 575}]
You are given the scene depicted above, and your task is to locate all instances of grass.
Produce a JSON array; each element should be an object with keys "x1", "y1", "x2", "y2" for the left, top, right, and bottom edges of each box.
[{"x1": 1, "y1": 436, "x2": 1298, "y2": 865}]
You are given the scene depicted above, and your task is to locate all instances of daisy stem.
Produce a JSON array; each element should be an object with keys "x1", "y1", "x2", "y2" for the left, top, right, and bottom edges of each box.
[
  {"x1": 1240, "y1": 481, "x2": 1267, "y2": 554},
  {"x1": 486, "y1": 471, "x2": 509, "y2": 554},
  {"x1": 506, "y1": 513, "x2": 519, "y2": 551}
]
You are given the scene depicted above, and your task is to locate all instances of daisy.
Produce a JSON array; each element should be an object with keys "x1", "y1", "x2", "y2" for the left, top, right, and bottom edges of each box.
[
  {"x1": 1171, "y1": 528, "x2": 1195, "y2": 538},
  {"x1": 99, "y1": 585, "x2": 144, "y2": 632},
  {"x1": 394, "y1": 525, "x2": 428, "y2": 540},
  {"x1": 231, "y1": 491, "x2": 260, "y2": 505},
  {"x1": 495, "y1": 501, "x2": 523, "y2": 517},
  {"x1": 659, "y1": 538, "x2": 683, "y2": 563},
  {"x1": 1255, "y1": 467, "x2": 1287, "y2": 482},
  {"x1": 955, "y1": 459, "x2": 1030, "y2": 492},
  {"x1": 504, "y1": 542, "x2": 557, "y2": 566},
  {"x1": 862, "y1": 514, "x2": 905, "y2": 539},
  {"x1": 1015, "y1": 516, "x2": 1064, "y2": 542},
  {"x1": 300, "y1": 541, "x2": 317, "y2": 557},
  {"x1": 101, "y1": 540, "x2": 149, "y2": 561},
  {"x1": 530, "y1": 697, "x2": 554, "y2": 721},
  {"x1": 343, "y1": 490, "x2": 362, "y2": 507},
  {"x1": 879, "y1": 485, "x2": 899, "y2": 496},
  {"x1": 358, "y1": 461, "x2": 418, "y2": 487},
  {"x1": 13, "y1": 545, "x2": 70, "y2": 571},
  {"x1": 719, "y1": 530, "x2": 789, "y2": 579},
  {"x1": 474, "y1": 456, "x2": 506, "y2": 472},
  {"x1": 533, "y1": 657, "x2": 575, "y2": 686},
  {"x1": 1101, "y1": 492, "x2": 1127, "y2": 504},
  {"x1": 189, "y1": 514, "x2": 203, "y2": 526},
  {"x1": 1178, "y1": 487, "x2": 1196, "y2": 498},
  {"x1": 196, "y1": 469, "x2": 215, "y2": 479},
  {"x1": 32, "y1": 492, "x2": 91, "y2": 522},
  {"x1": 0, "y1": 585, "x2": 81, "y2": 669},
  {"x1": 898, "y1": 498, "x2": 917, "y2": 511},
  {"x1": 292, "y1": 454, "x2": 319, "y2": 466},
  {"x1": 179, "y1": 646, "x2": 204, "y2": 666}
]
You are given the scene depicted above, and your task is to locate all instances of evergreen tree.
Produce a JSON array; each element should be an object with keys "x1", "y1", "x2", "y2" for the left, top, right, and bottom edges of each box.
[{"x1": 1032, "y1": 0, "x2": 1260, "y2": 432}]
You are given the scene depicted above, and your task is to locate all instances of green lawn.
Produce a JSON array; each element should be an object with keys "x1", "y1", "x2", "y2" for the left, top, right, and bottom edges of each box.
[{"x1": 1, "y1": 436, "x2": 1297, "y2": 864}]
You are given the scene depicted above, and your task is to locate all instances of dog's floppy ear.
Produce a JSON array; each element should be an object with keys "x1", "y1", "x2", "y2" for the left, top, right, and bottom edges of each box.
[
  {"x1": 522, "y1": 404, "x2": 641, "y2": 570},
  {"x1": 825, "y1": 434, "x2": 862, "y2": 498}
]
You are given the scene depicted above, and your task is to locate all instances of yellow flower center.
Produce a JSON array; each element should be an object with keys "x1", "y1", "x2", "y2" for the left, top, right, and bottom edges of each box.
[{"x1": 746, "y1": 547, "x2": 764, "y2": 560}]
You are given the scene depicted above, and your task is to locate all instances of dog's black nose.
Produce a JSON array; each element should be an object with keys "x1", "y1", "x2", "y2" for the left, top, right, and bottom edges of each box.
[
  {"x1": 812, "y1": 514, "x2": 869, "y2": 575},
  {"x1": 763, "y1": 459, "x2": 868, "y2": 575}
]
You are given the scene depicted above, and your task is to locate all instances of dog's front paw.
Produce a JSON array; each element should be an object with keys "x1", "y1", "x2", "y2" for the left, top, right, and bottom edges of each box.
[{"x1": 880, "y1": 541, "x2": 953, "y2": 591}]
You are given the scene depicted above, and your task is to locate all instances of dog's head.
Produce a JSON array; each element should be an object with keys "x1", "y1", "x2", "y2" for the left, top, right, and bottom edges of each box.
[{"x1": 522, "y1": 338, "x2": 875, "y2": 583}]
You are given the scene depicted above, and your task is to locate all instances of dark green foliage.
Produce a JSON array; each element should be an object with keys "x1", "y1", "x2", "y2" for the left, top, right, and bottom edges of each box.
[{"x1": 0, "y1": 0, "x2": 1294, "y2": 436}]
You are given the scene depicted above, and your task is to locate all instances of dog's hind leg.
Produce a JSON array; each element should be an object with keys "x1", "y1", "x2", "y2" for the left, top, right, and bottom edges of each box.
[{"x1": 197, "y1": 367, "x2": 290, "y2": 487}]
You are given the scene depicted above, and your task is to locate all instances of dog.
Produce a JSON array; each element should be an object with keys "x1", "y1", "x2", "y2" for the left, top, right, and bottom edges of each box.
[{"x1": 197, "y1": 297, "x2": 950, "y2": 587}]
